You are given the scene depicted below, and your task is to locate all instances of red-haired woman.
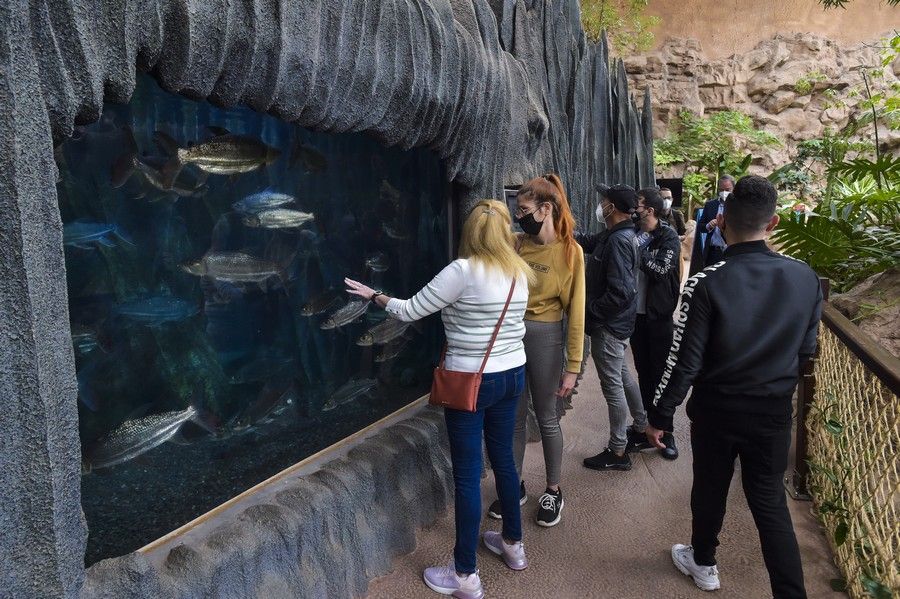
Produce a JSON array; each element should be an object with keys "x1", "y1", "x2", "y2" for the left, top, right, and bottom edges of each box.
[{"x1": 487, "y1": 173, "x2": 585, "y2": 528}]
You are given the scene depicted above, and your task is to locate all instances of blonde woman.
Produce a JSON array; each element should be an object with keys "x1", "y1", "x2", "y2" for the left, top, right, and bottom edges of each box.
[{"x1": 346, "y1": 200, "x2": 534, "y2": 599}]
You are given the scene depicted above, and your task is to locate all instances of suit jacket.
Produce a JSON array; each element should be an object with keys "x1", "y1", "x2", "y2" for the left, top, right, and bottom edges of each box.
[{"x1": 689, "y1": 198, "x2": 724, "y2": 276}]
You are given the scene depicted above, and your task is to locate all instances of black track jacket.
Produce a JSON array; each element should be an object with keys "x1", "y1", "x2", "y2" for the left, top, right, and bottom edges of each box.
[
  {"x1": 648, "y1": 240, "x2": 823, "y2": 431},
  {"x1": 577, "y1": 221, "x2": 639, "y2": 339},
  {"x1": 638, "y1": 221, "x2": 682, "y2": 321}
]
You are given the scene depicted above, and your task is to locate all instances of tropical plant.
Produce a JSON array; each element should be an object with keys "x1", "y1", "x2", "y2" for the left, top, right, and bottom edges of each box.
[
  {"x1": 654, "y1": 109, "x2": 781, "y2": 216},
  {"x1": 770, "y1": 33, "x2": 900, "y2": 293},
  {"x1": 580, "y1": 0, "x2": 660, "y2": 54}
]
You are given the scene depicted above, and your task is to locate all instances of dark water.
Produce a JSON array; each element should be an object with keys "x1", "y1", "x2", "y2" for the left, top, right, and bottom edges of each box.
[{"x1": 56, "y1": 74, "x2": 448, "y2": 565}]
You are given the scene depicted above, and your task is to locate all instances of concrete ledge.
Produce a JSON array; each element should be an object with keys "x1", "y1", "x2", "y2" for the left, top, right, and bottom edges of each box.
[{"x1": 82, "y1": 406, "x2": 452, "y2": 599}]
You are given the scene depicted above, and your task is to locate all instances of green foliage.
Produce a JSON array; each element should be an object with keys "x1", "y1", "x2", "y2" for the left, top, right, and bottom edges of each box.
[
  {"x1": 654, "y1": 109, "x2": 781, "y2": 215},
  {"x1": 795, "y1": 70, "x2": 827, "y2": 95},
  {"x1": 771, "y1": 32, "x2": 900, "y2": 292},
  {"x1": 580, "y1": 0, "x2": 660, "y2": 53}
]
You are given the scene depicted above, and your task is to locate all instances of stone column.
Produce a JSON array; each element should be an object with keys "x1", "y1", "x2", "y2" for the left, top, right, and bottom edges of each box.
[{"x1": 0, "y1": 1, "x2": 88, "y2": 597}]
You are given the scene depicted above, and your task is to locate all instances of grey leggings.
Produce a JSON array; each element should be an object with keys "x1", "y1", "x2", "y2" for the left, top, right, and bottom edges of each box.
[{"x1": 513, "y1": 320, "x2": 564, "y2": 487}]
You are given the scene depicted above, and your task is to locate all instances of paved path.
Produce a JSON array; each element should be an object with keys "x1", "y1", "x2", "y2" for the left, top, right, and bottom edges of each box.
[{"x1": 366, "y1": 358, "x2": 841, "y2": 598}]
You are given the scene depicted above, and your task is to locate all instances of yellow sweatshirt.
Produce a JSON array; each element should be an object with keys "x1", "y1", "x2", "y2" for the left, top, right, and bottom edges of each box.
[{"x1": 518, "y1": 235, "x2": 586, "y2": 373}]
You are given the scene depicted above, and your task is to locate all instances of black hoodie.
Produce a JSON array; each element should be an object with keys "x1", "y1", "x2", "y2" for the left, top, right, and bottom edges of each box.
[
  {"x1": 636, "y1": 220, "x2": 682, "y2": 321},
  {"x1": 577, "y1": 220, "x2": 639, "y2": 339}
]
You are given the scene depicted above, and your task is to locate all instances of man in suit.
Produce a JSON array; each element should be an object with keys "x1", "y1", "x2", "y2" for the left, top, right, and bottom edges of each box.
[{"x1": 689, "y1": 175, "x2": 734, "y2": 276}]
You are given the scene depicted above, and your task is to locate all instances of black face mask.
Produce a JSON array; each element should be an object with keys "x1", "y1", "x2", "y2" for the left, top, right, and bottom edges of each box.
[
  {"x1": 630, "y1": 210, "x2": 643, "y2": 225},
  {"x1": 517, "y1": 211, "x2": 544, "y2": 235}
]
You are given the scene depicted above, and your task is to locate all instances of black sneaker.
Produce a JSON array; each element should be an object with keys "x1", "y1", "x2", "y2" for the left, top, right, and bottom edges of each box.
[
  {"x1": 661, "y1": 432, "x2": 679, "y2": 460},
  {"x1": 583, "y1": 448, "x2": 632, "y2": 471},
  {"x1": 536, "y1": 488, "x2": 564, "y2": 527},
  {"x1": 487, "y1": 481, "x2": 527, "y2": 519},
  {"x1": 625, "y1": 427, "x2": 653, "y2": 453}
]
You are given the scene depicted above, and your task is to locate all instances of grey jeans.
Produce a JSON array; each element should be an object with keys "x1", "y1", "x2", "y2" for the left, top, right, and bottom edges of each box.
[
  {"x1": 513, "y1": 320, "x2": 564, "y2": 486},
  {"x1": 590, "y1": 329, "x2": 647, "y2": 453}
]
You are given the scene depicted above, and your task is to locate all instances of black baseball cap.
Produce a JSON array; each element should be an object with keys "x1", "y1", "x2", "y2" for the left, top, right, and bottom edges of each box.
[{"x1": 598, "y1": 184, "x2": 638, "y2": 213}]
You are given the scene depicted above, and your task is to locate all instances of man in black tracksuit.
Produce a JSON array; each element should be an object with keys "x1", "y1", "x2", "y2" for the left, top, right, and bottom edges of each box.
[
  {"x1": 646, "y1": 176, "x2": 822, "y2": 598},
  {"x1": 627, "y1": 188, "x2": 682, "y2": 460}
]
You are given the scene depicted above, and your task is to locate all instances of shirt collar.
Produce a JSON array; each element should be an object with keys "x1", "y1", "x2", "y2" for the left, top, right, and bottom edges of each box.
[
  {"x1": 608, "y1": 220, "x2": 634, "y2": 234},
  {"x1": 724, "y1": 240, "x2": 769, "y2": 258}
]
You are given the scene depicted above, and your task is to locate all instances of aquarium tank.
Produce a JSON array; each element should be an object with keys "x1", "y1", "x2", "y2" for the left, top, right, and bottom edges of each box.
[{"x1": 56, "y1": 74, "x2": 448, "y2": 565}]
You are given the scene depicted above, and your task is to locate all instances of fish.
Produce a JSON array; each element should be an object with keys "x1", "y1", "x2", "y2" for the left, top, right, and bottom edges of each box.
[
  {"x1": 116, "y1": 296, "x2": 199, "y2": 327},
  {"x1": 131, "y1": 155, "x2": 208, "y2": 197},
  {"x1": 83, "y1": 405, "x2": 204, "y2": 470},
  {"x1": 291, "y1": 140, "x2": 327, "y2": 173},
  {"x1": 161, "y1": 130, "x2": 281, "y2": 186},
  {"x1": 375, "y1": 338, "x2": 409, "y2": 363},
  {"x1": 63, "y1": 220, "x2": 134, "y2": 249},
  {"x1": 320, "y1": 298, "x2": 370, "y2": 330},
  {"x1": 232, "y1": 189, "x2": 297, "y2": 214},
  {"x1": 71, "y1": 323, "x2": 101, "y2": 355},
  {"x1": 230, "y1": 382, "x2": 296, "y2": 429},
  {"x1": 356, "y1": 318, "x2": 411, "y2": 347},
  {"x1": 181, "y1": 252, "x2": 284, "y2": 289},
  {"x1": 300, "y1": 289, "x2": 344, "y2": 316},
  {"x1": 365, "y1": 251, "x2": 390, "y2": 273},
  {"x1": 382, "y1": 221, "x2": 409, "y2": 240},
  {"x1": 322, "y1": 378, "x2": 377, "y2": 411},
  {"x1": 242, "y1": 208, "x2": 315, "y2": 229}
]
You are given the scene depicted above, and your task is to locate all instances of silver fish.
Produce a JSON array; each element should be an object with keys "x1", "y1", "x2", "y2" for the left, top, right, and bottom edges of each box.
[
  {"x1": 63, "y1": 220, "x2": 133, "y2": 249},
  {"x1": 320, "y1": 299, "x2": 369, "y2": 330},
  {"x1": 356, "y1": 318, "x2": 410, "y2": 347},
  {"x1": 117, "y1": 296, "x2": 199, "y2": 327},
  {"x1": 242, "y1": 208, "x2": 315, "y2": 229},
  {"x1": 365, "y1": 251, "x2": 390, "y2": 273},
  {"x1": 300, "y1": 289, "x2": 343, "y2": 316},
  {"x1": 175, "y1": 134, "x2": 281, "y2": 175},
  {"x1": 322, "y1": 379, "x2": 377, "y2": 411},
  {"x1": 182, "y1": 252, "x2": 283, "y2": 286},
  {"x1": 375, "y1": 338, "x2": 409, "y2": 363},
  {"x1": 232, "y1": 190, "x2": 296, "y2": 214},
  {"x1": 84, "y1": 406, "x2": 198, "y2": 470},
  {"x1": 382, "y1": 221, "x2": 409, "y2": 240}
]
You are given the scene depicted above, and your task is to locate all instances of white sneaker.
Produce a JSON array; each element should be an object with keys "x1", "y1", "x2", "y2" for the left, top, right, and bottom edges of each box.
[
  {"x1": 671, "y1": 544, "x2": 721, "y2": 591},
  {"x1": 423, "y1": 562, "x2": 484, "y2": 599}
]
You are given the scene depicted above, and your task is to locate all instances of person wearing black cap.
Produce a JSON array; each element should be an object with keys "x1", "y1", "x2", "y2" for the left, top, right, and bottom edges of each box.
[
  {"x1": 645, "y1": 175, "x2": 822, "y2": 597},
  {"x1": 576, "y1": 184, "x2": 647, "y2": 472}
]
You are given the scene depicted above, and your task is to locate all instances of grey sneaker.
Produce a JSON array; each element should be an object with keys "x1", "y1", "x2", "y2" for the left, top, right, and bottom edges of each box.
[
  {"x1": 671, "y1": 544, "x2": 720, "y2": 591},
  {"x1": 423, "y1": 562, "x2": 484, "y2": 598},
  {"x1": 483, "y1": 531, "x2": 528, "y2": 571}
]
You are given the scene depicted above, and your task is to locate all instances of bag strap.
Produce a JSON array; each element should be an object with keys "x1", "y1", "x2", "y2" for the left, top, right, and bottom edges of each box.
[
  {"x1": 438, "y1": 278, "x2": 518, "y2": 372},
  {"x1": 477, "y1": 278, "x2": 517, "y2": 375}
]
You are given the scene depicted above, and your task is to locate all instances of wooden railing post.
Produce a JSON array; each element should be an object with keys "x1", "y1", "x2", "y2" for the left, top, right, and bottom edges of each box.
[{"x1": 785, "y1": 277, "x2": 829, "y2": 501}]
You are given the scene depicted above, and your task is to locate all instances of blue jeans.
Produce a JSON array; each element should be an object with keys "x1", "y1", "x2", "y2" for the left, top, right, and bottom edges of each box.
[{"x1": 444, "y1": 365, "x2": 525, "y2": 574}]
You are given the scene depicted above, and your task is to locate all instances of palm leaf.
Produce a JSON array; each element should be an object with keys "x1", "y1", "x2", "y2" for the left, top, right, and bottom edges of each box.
[{"x1": 772, "y1": 214, "x2": 854, "y2": 270}]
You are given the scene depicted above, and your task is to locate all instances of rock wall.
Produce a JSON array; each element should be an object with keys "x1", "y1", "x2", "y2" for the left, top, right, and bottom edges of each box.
[
  {"x1": 647, "y1": 0, "x2": 900, "y2": 59},
  {"x1": 0, "y1": 0, "x2": 652, "y2": 597},
  {"x1": 626, "y1": 32, "x2": 899, "y2": 173}
]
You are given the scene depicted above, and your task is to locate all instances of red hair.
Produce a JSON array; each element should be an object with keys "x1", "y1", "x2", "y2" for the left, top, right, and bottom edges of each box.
[{"x1": 517, "y1": 174, "x2": 578, "y2": 269}]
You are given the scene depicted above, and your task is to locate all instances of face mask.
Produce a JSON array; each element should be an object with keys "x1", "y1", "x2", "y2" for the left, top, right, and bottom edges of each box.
[
  {"x1": 718, "y1": 190, "x2": 731, "y2": 201},
  {"x1": 517, "y1": 210, "x2": 544, "y2": 235},
  {"x1": 662, "y1": 198, "x2": 673, "y2": 211},
  {"x1": 630, "y1": 210, "x2": 643, "y2": 225},
  {"x1": 596, "y1": 202, "x2": 613, "y2": 223}
]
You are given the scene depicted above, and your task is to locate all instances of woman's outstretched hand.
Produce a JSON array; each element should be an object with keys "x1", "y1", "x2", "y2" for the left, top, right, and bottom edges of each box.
[{"x1": 345, "y1": 277, "x2": 375, "y2": 300}]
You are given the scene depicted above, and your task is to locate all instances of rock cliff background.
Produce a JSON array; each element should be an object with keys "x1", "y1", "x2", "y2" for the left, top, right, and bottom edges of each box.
[{"x1": 626, "y1": 31, "x2": 900, "y2": 175}]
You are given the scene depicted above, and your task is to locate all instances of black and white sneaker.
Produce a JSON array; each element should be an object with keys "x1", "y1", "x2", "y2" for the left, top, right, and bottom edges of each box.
[
  {"x1": 625, "y1": 427, "x2": 653, "y2": 453},
  {"x1": 536, "y1": 488, "x2": 564, "y2": 527},
  {"x1": 583, "y1": 448, "x2": 632, "y2": 471},
  {"x1": 487, "y1": 481, "x2": 527, "y2": 520}
]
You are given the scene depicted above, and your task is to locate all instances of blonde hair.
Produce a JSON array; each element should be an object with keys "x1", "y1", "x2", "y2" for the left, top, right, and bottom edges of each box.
[
  {"x1": 517, "y1": 174, "x2": 578, "y2": 270},
  {"x1": 458, "y1": 200, "x2": 535, "y2": 285}
]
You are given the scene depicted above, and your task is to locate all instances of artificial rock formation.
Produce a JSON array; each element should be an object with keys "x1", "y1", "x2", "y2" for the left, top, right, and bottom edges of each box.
[
  {"x1": 0, "y1": 0, "x2": 652, "y2": 597},
  {"x1": 831, "y1": 268, "x2": 900, "y2": 359},
  {"x1": 625, "y1": 32, "x2": 900, "y2": 173}
]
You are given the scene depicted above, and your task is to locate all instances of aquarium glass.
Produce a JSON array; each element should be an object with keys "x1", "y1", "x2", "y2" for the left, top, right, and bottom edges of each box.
[{"x1": 57, "y1": 74, "x2": 448, "y2": 565}]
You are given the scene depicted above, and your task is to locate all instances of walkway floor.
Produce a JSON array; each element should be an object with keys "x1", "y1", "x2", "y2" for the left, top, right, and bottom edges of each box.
[{"x1": 366, "y1": 358, "x2": 841, "y2": 599}]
